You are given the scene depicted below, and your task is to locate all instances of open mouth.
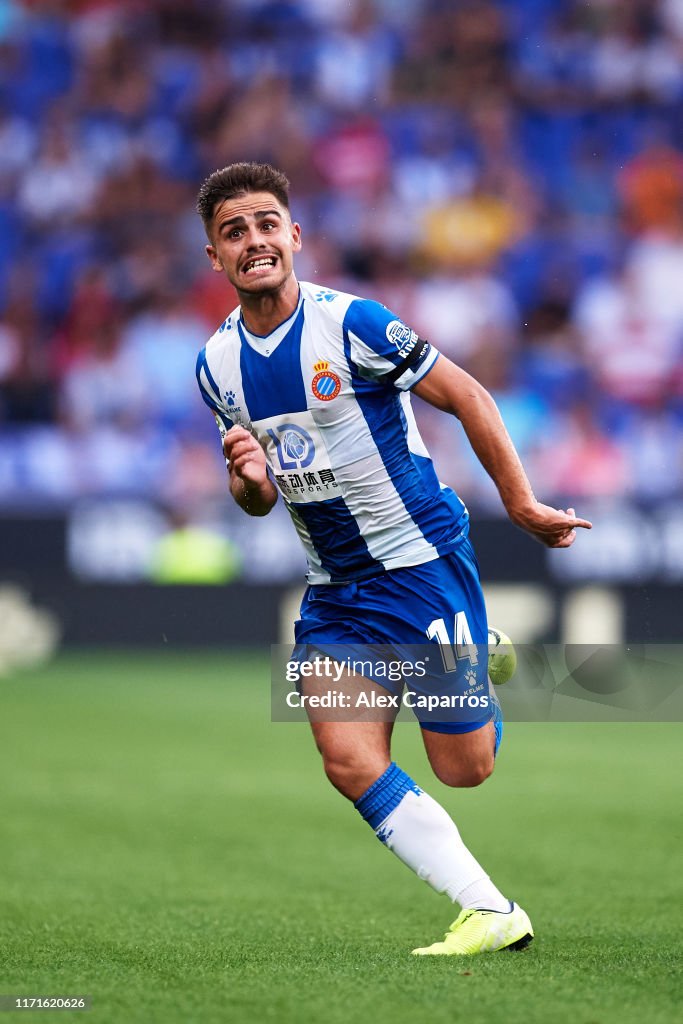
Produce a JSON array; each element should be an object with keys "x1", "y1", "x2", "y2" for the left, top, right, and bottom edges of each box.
[{"x1": 242, "y1": 255, "x2": 277, "y2": 274}]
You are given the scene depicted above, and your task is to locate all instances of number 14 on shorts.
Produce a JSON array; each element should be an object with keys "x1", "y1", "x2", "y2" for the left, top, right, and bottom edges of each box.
[{"x1": 427, "y1": 612, "x2": 479, "y2": 673}]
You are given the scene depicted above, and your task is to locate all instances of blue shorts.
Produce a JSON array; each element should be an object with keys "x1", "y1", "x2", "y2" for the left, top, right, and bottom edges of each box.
[{"x1": 294, "y1": 538, "x2": 502, "y2": 748}]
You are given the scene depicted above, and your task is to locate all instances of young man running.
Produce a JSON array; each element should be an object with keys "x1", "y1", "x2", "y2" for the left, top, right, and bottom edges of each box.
[{"x1": 195, "y1": 162, "x2": 591, "y2": 955}]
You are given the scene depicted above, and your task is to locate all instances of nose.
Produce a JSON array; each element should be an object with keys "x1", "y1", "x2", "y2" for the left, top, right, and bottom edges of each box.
[{"x1": 244, "y1": 225, "x2": 266, "y2": 251}]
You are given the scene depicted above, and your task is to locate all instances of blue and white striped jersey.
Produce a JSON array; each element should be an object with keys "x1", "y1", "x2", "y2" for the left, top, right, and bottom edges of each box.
[{"x1": 196, "y1": 281, "x2": 469, "y2": 585}]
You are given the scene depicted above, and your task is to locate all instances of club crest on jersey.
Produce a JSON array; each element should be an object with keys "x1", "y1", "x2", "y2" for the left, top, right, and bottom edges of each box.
[
  {"x1": 386, "y1": 320, "x2": 418, "y2": 358},
  {"x1": 311, "y1": 360, "x2": 341, "y2": 402}
]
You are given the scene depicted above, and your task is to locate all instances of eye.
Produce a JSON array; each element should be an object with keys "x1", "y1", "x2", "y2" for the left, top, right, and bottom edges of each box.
[{"x1": 262, "y1": 221, "x2": 276, "y2": 231}]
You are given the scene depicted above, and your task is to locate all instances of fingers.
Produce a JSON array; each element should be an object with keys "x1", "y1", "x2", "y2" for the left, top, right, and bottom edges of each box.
[
  {"x1": 223, "y1": 428, "x2": 266, "y2": 482},
  {"x1": 231, "y1": 451, "x2": 260, "y2": 472},
  {"x1": 229, "y1": 448, "x2": 263, "y2": 477},
  {"x1": 222, "y1": 425, "x2": 253, "y2": 456},
  {"x1": 224, "y1": 431, "x2": 260, "y2": 467},
  {"x1": 227, "y1": 438, "x2": 259, "y2": 462},
  {"x1": 566, "y1": 507, "x2": 592, "y2": 530},
  {"x1": 525, "y1": 504, "x2": 592, "y2": 547},
  {"x1": 550, "y1": 530, "x2": 576, "y2": 549}
]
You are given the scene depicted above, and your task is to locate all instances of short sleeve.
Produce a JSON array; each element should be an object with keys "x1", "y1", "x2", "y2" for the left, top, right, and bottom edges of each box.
[
  {"x1": 196, "y1": 346, "x2": 233, "y2": 430},
  {"x1": 342, "y1": 298, "x2": 439, "y2": 390},
  {"x1": 196, "y1": 347, "x2": 233, "y2": 465}
]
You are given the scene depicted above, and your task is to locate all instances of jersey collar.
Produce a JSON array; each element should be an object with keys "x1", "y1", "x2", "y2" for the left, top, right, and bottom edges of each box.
[{"x1": 237, "y1": 289, "x2": 303, "y2": 357}]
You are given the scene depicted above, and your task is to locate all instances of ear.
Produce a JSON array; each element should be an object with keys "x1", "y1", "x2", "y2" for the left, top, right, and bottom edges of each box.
[
  {"x1": 206, "y1": 244, "x2": 223, "y2": 274},
  {"x1": 291, "y1": 221, "x2": 302, "y2": 253}
]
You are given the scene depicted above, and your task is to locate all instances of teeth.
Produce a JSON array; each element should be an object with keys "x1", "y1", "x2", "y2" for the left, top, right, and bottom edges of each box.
[{"x1": 245, "y1": 258, "x2": 275, "y2": 271}]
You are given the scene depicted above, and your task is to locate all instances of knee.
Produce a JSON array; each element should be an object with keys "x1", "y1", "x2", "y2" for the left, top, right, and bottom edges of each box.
[
  {"x1": 321, "y1": 752, "x2": 390, "y2": 803},
  {"x1": 322, "y1": 752, "x2": 355, "y2": 795},
  {"x1": 434, "y1": 753, "x2": 495, "y2": 789}
]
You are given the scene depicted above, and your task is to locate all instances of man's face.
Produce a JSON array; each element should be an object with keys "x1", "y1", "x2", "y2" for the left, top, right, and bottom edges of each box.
[{"x1": 205, "y1": 191, "x2": 302, "y2": 295}]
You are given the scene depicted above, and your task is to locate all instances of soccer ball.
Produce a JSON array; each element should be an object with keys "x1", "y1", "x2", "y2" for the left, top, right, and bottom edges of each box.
[{"x1": 488, "y1": 627, "x2": 517, "y2": 685}]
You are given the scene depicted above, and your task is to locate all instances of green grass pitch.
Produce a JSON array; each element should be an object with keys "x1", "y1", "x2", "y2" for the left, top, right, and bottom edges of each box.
[{"x1": 1, "y1": 651, "x2": 680, "y2": 1024}]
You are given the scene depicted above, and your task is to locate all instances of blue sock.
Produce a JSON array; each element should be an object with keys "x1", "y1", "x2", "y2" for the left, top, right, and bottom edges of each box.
[
  {"x1": 353, "y1": 761, "x2": 509, "y2": 910},
  {"x1": 354, "y1": 762, "x2": 422, "y2": 838}
]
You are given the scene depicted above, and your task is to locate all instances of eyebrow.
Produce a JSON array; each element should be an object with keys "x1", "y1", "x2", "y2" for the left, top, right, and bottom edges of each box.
[{"x1": 219, "y1": 209, "x2": 283, "y2": 228}]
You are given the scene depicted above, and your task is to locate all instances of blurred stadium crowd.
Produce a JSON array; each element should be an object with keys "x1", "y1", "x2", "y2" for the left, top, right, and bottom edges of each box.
[{"x1": 1, "y1": 0, "x2": 683, "y2": 519}]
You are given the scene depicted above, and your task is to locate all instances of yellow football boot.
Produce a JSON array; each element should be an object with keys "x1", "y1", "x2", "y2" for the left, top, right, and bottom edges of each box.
[{"x1": 412, "y1": 902, "x2": 533, "y2": 956}]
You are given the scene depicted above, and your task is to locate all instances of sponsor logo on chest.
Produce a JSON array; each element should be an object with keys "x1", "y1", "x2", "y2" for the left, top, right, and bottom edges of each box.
[{"x1": 253, "y1": 411, "x2": 341, "y2": 502}]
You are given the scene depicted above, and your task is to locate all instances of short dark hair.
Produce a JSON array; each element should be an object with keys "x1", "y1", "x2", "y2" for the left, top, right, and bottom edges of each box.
[{"x1": 196, "y1": 162, "x2": 291, "y2": 233}]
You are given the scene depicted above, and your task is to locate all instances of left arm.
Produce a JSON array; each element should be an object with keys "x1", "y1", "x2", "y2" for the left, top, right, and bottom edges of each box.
[{"x1": 412, "y1": 356, "x2": 592, "y2": 548}]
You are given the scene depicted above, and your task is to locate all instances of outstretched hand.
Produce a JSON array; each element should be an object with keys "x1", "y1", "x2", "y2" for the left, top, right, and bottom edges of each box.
[{"x1": 510, "y1": 502, "x2": 592, "y2": 548}]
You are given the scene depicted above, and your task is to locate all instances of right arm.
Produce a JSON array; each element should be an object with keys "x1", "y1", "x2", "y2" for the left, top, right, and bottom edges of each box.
[
  {"x1": 222, "y1": 426, "x2": 278, "y2": 517},
  {"x1": 195, "y1": 348, "x2": 276, "y2": 515},
  {"x1": 413, "y1": 356, "x2": 591, "y2": 547}
]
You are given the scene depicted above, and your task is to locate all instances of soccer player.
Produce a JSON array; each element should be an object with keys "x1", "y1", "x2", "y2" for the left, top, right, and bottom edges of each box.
[{"x1": 195, "y1": 162, "x2": 591, "y2": 956}]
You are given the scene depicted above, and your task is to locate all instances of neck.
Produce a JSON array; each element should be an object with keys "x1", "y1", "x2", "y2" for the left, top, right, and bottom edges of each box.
[{"x1": 238, "y1": 274, "x2": 300, "y2": 336}]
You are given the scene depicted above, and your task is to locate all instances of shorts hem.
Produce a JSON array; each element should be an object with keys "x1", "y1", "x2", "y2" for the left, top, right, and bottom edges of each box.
[{"x1": 418, "y1": 717, "x2": 491, "y2": 735}]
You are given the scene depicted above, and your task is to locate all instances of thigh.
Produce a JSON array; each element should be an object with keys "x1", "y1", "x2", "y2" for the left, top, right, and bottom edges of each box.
[
  {"x1": 309, "y1": 719, "x2": 395, "y2": 798},
  {"x1": 391, "y1": 545, "x2": 491, "y2": 735},
  {"x1": 302, "y1": 667, "x2": 397, "y2": 801},
  {"x1": 421, "y1": 721, "x2": 497, "y2": 788},
  {"x1": 309, "y1": 716, "x2": 395, "y2": 770}
]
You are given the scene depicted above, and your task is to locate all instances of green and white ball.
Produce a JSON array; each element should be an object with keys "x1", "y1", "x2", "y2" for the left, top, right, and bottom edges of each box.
[{"x1": 487, "y1": 627, "x2": 517, "y2": 685}]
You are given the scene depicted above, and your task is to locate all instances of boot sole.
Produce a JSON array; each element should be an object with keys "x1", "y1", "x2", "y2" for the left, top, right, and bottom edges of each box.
[{"x1": 504, "y1": 932, "x2": 534, "y2": 951}]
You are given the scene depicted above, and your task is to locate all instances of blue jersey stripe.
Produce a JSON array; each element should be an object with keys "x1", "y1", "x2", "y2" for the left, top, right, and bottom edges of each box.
[
  {"x1": 411, "y1": 452, "x2": 469, "y2": 525},
  {"x1": 291, "y1": 496, "x2": 384, "y2": 583},
  {"x1": 195, "y1": 348, "x2": 217, "y2": 406},
  {"x1": 200, "y1": 347, "x2": 222, "y2": 402},
  {"x1": 395, "y1": 401, "x2": 468, "y2": 524},
  {"x1": 196, "y1": 348, "x2": 233, "y2": 428},
  {"x1": 342, "y1": 329, "x2": 468, "y2": 556},
  {"x1": 344, "y1": 298, "x2": 412, "y2": 370},
  {"x1": 239, "y1": 305, "x2": 307, "y2": 421}
]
